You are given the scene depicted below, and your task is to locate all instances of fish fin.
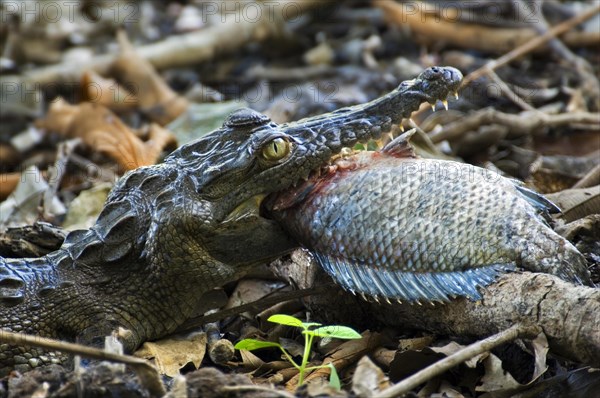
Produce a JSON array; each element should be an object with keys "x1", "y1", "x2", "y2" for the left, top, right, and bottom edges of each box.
[
  {"x1": 314, "y1": 253, "x2": 514, "y2": 302},
  {"x1": 381, "y1": 129, "x2": 417, "y2": 158},
  {"x1": 513, "y1": 184, "x2": 560, "y2": 225},
  {"x1": 514, "y1": 185, "x2": 560, "y2": 214}
]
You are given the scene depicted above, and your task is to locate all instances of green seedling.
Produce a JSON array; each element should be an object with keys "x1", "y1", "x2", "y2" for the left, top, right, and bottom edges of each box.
[{"x1": 234, "y1": 314, "x2": 362, "y2": 389}]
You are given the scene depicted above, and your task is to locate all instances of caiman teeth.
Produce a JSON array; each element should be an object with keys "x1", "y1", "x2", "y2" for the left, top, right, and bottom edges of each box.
[
  {"x1": 399, "y1": 124, "x2": 405, "y2": 132},
  {"x1": 441, "y1": 99, "x2": 449, "y2": 111},
  {"x1": 430, "y1": 103, "x2": 436, "y2": 112},
  {"x1": 454, "y1": 91, "x2": 459, "y2": 100},
  {"x1": 340, "y1": 147, "x2": 353, "y2": 157}
]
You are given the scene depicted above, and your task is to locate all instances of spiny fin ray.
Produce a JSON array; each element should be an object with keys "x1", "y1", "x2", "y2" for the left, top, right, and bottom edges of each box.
[
  {"x1": 381, "y1": 129, "x2": 417, "y2": 158},
  {"x1": 314, "y1": 254, "x2": 515, "y2": 302}
]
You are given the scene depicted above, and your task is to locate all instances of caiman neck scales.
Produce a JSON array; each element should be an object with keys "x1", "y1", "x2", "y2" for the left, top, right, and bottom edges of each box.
[{"x1": 0, "y1": 67, "x2": 463, "y2": 374}]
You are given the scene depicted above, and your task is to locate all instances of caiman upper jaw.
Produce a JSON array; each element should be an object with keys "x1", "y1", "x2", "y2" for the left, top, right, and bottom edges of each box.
[
  {"x1": 417, "y1": 66, "x2": 462, "y2": 104},
  {"x1": 215, "y1": 67, "x2": 464, "y2": 223},
  {"x1": 258, "y1": 66, "x2": 464, "y2": 217}
]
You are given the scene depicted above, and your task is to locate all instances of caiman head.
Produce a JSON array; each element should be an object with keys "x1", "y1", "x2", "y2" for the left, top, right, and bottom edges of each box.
[{"x1": 164, "y1": 66, "x2": 462, "y2": 264}]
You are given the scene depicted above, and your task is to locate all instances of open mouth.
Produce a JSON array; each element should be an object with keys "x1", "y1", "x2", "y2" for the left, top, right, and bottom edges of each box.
[{"x1": 229, "y1": 66, "x2": 463, "y2": 223}]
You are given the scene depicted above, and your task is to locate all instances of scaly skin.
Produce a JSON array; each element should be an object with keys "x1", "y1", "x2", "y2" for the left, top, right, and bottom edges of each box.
[
  {"x1": 266, "y1": 133, "x2": 592, "y2": 303},
  {"x1": 0, "y1": 66, "x2": 463, "y2": 374}
]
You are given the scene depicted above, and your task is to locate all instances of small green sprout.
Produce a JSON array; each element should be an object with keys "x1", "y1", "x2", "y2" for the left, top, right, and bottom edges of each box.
[{"x1": 234, "y1": 314, "x2": 361, "y2": 389}]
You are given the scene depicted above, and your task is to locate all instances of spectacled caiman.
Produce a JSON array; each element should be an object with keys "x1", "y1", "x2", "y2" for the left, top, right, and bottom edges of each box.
[{"x1": 0, "y1": 67, "x2": 463, "y2": 375}]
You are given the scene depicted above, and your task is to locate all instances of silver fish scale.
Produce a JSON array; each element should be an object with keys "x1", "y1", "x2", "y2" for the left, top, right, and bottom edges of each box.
[
  {"x1": 272, "y1": 154, "x2": 591, "y2": 301},
  {"x1": 314, "y1": 159, "x2": 520, "y2": 272}
]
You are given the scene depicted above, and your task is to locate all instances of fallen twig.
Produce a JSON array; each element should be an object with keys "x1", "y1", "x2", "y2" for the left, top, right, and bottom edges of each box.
[
  {"x1": 429, "y1": 107, "x2": 600, "y2": 144},
  {"x1": 0, "y1": 330, "x2": 166, "y2": 397},
  {"x1": 516, "y1": 0, "x2": 599, "y2": 109},
  {"x1": 273, "y1": 252, "x2": 600, "y2": 367},
  {"x1": 375, "y1": 1, "x2": 600, "y2": 56},
  {"x1": 174, "y1": 283, "x2": 334, "y2": 334},
  {"x1": 373, "y1": 324, "x2": 540, "y2": 398},
  {"x1": 461, "y1": 4, "x2": 600, "y2": 87},
  {"x1": 573, "y1": 164, "x2": 600, "y2": 189},
  {"x1": 16, "y1": 0, "x2": 323, "y2": 85}
]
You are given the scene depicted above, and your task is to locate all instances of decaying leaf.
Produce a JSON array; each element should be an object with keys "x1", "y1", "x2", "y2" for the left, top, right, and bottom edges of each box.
[
  {"x1": 111, "y1": 31, "x2": 189, "y2": 125},
  {"x1": 0, "y1": 166, "x2": 65, "y2": 231},
  {"x1": 36, "y1": 99, "x2": 177, "y2": 171},
  {"x1": 528, "y1": 332, "x2": 549, "y2": 383},
  {"x1": 397, "y1": 336, "x2": 436, "y2": 354},
  {"x1": 63, "y1": 183, "x2": 112, "y2": 230},
  {"x1": 167, "y1": 101, "x2": 247, "y2": 146},
  {"x1": 476, "y1": 353, "x2": 521, "y2": 393},
  {"x1": 431, "y1": 341, "x2": 489, "y2": 369},
  {"x1": 0, "y1": 173, "x2": 21, "y2": 201},
  {"x1": 239, "y1": 348, "x2": 266, "y2": 371},
  {"x1": 0, "y1": 221, "x2": 65, "y2": 257},
  {"x1": 529, "y1": 152, "x2": 599, "y2": 193},
  {"x1": 437, "y1": 380, "x2": 466, "y2": 398},
  {"x1": 224, "y1": 279, "x2": 287, "y2": 312},
  {"x1": 81, "y1": 70, "x2": 138, "y2": 111},
  {"x1": 351, "y1": 355, "x2": 389, "y2": 397},
  {"x1": 389, "y1": 347, "x2": 446, "y2": 383},
  {"x1": 134, "y1": 332, "x2": 207, "y2": 378},
  {"x1": 554, "y1": 214, "x2": 600, "y2": 241},
  {"x1": 547, "y1": 186, "x2": 600, "y2": 222}
]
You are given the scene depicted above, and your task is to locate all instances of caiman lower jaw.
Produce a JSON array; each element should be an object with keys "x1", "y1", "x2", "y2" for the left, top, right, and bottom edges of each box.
[{"x1": 223, "y1": 194, "x2": 266, "y2": 223}]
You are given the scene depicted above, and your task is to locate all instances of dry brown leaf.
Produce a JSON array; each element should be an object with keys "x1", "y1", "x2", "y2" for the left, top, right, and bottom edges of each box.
[
  {"x1": 0, "y1": 166, "x2": 66, "y2": 230},
  {"x1": 0, "y1": 144, "x2": 18, "y2": 169},
  {"x1": 37, "y1": 99, "x2": 177, "y2": 171},
  {"x1": 529, "y1": 332, "x2": 549, "y2": 383},
  {"x1": 555, "y1": 214, "x2": 600, "y2": 241},
  {"x1": 438, "y1": 380, "x2": 466, "y2": 398},
  {"x1": 476, "y1": 354, "x2": 521, "y2": 393},
  {"x1": 374, "y1": 0, "x2": 595, "y2": 54},
  {"x1": 371, "y1": 347, "x2": 395, "y2": 369},
  {"x1": 81, "y1": 70, "x2": 138, "y2": 111},
  {"x1": 63, "y1": 183, "x2": 112, "y2": 231},
  {"x1": 430, "y1": 341, "x2": 489, "y2": 369},
  {"x1": 134, "y1": 332, "x2": 206, "y2": 378},
  {"x1": 239, "y1": 349, "x2": 265, "y2": 371},
  {"x1": 224, "y1": 279, "x2": 285, "y2": 311},
  {"x1": 547, "y1": 186, "x2": 600, "y2": 222},
  {"x1": 0, "y1": 173, "x2": 21, "y2": 201},
  {"x1": 352, "y1": 355, "x2": 389, "y2": 397},
  {"x1": 389, "y1": 348, "x2": 445, "y2": 383},
  {"x1": 397, "y1": 335, "x2": 436, "y2": 352},
  {"x1": 112, "y1": 31, "x2": 188, "y2": 125}
]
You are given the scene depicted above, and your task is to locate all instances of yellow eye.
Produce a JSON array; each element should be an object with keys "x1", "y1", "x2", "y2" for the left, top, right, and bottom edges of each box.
[{"x1": 261, "y1": 138, "x2": 291, "y2": 161}]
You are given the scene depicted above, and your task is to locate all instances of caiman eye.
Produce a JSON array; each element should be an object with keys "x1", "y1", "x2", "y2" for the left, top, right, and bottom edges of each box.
[{"x1": 261, "y1": 138, "x2": 291, "y2": 161}]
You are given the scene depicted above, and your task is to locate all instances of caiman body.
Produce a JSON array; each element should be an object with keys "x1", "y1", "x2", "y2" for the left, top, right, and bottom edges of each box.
[{"x1": 0, "y1": 67, "x2": 463, "y2": 374}]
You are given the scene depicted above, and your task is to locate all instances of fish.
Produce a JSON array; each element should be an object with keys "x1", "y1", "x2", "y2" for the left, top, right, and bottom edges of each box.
[{"x1": 266, "y1": 131, "x2": 592, "y2": 302}]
